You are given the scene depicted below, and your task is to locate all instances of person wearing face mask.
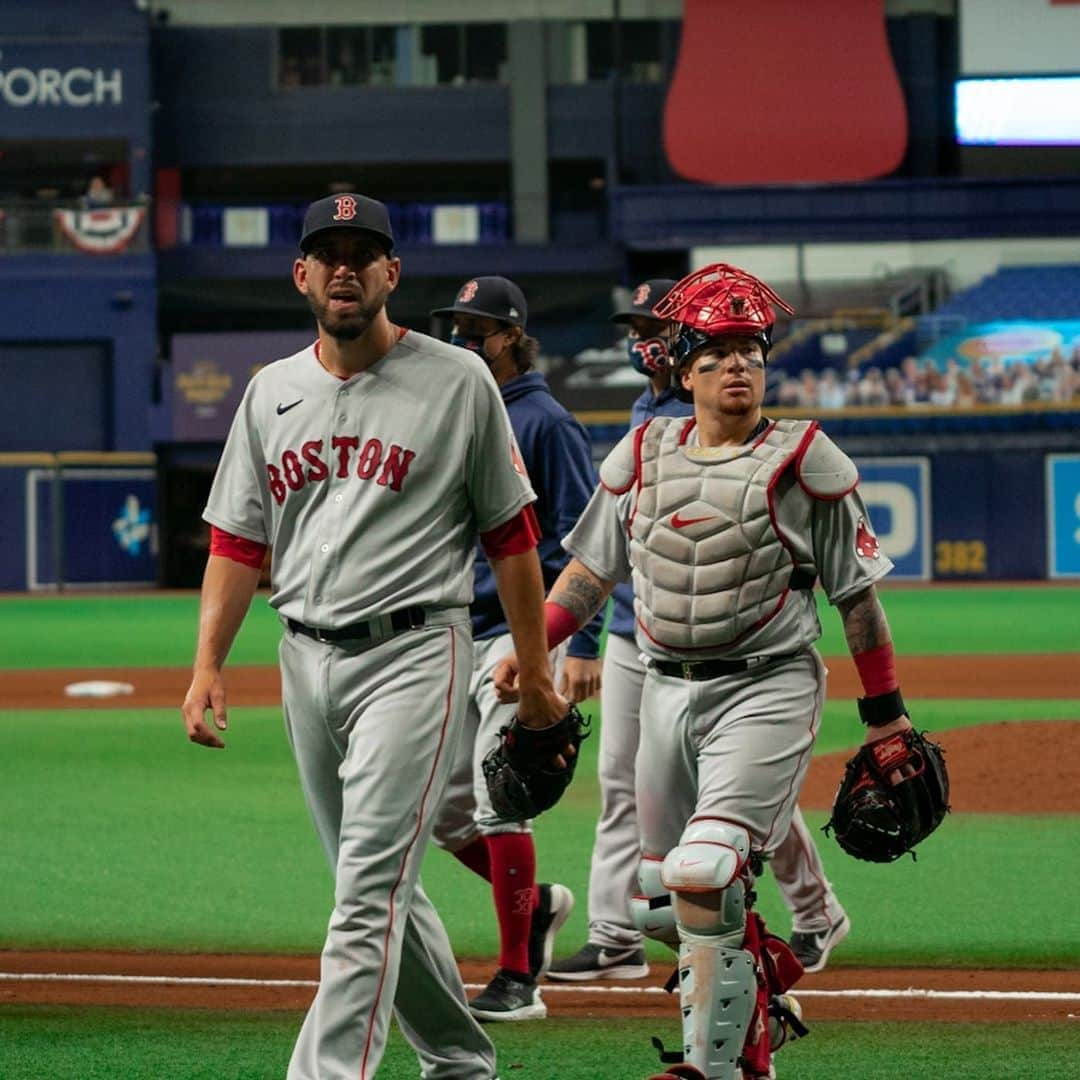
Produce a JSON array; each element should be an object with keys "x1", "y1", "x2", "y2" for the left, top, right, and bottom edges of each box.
[
  {"x1": 549, "y1": 278, "x2": 850, "y2": 987},
  {"x1": 544, "y1": 277, "x2": 685, "y2": 984},
  {"x1": 427, "y1": 276, "x2": 603, "y2": 1021}
]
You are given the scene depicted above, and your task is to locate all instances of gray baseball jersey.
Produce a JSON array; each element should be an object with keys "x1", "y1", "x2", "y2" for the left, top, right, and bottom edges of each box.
[
  {"x1": 565, "y1": 416, "x2": 893, "y2": 661},
  {"x1": 204, "y1": 332, "x2": 535, "y2": 624},
  {"x1": 204, "y1": 330, "x2": 533, "y2": 1080}
]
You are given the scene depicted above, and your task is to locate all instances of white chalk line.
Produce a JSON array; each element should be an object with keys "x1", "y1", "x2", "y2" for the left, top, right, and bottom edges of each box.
[{"x1": 1, "y1": 972, "x2": 1077, "y2": 1002}]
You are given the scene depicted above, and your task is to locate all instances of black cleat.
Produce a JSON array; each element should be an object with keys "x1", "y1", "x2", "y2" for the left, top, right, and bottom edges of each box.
[
  {"x1": 528, "y1": 883, "x2": 574, "y2": 979},
  {"x1": 468, "y1": 968, "x2": 546, "y2": 1022}
]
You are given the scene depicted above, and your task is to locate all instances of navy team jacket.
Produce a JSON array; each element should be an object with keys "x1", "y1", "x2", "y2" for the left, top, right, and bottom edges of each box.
[{"x1": 472, "y1": 371, "x2": 603, "y2": 659}]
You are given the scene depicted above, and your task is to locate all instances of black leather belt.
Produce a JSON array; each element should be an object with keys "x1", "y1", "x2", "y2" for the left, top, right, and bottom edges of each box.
[
  {"x1": 653, "y1": 652, "x2": 797, "y2": 682},
  {"x1": 287, "y1": 606, "x2": 426, "y2": 644}
]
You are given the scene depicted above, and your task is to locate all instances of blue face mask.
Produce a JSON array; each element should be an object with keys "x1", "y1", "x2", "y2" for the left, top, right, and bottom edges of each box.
[
  {"x1": 627, "y1": 334, "x2": 671, "y2": 376},
  {"x1": 451, "y1": 330, "x2": 502, "y2": 365}
]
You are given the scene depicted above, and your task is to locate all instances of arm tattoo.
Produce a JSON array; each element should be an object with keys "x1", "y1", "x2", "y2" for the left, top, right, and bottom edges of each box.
[
  {"x1": 837, "y1": 586, "x2": 892, "y2": 654},
  {"x1": 550, "y1": 570, "x2": 605, "y2": 626}
]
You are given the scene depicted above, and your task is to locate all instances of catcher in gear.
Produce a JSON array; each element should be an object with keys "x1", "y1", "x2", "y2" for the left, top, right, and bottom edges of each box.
[{"x1": 494, "y1": 262, "x2": 925, "y2": 1079}]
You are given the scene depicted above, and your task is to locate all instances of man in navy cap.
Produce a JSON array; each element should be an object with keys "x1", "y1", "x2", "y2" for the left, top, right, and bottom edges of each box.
[
  {"x1": 547, "y1": 277, "x2": 689, "y2": 983},
  {"x1": 183, "y1": 194, "x2": 571, "y2": 1080},
  {"x1": 429, "y1": 276, "x2": 602, "y2": 1020}
]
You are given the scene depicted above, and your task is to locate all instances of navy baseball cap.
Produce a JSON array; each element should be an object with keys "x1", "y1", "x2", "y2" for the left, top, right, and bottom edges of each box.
[
  {"x1": 431, "y1": 276, "x2": 527, "y2": 328},
  {"x1": 611, "y1": 278, "x2": 678, "y2": 324},
  {"x1": 299, "y1": 193, "x2": 394, "y2": 254}
]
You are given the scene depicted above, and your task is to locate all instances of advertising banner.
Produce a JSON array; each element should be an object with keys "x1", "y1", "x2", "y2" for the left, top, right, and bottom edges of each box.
[
  {"x1": 167, "y1": 331, "x2": 314, "y2": 442},
  {"x1": 1047, "y1": 454, "x2": 1080, "y2": 579},
  {"x1": 922, "y1": 320, "x2": 1080, "y2": 369},
  {"x1": 852, "y1": 457, "x2": 931, "y2": 579},
  {"x1": 0, "y1": 41, "x2": 148, "y2": 137},
  {"x1": 28, "y1": 469, "x2": 157, "y2": 589}
]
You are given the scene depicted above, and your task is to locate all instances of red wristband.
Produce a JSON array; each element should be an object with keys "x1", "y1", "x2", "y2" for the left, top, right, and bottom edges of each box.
[
  {"x1": 545, "y1": 601, "x2": 580, "y2": 651},
  {"x1": 852, "y1": 642, "x2": 898, "y2": 698}
]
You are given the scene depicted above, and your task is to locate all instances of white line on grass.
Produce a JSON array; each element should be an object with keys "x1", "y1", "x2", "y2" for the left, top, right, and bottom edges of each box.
[{"x1": 1, "y1": 972, "x2": 1078, "y2": 1002}]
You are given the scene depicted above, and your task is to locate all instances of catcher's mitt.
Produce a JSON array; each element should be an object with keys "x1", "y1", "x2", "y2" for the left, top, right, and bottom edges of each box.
[
  {"x1": 824, "y1": 728, "x2": 949, "y2": 863},
  {"x1": 482, "y1": 705, "x2": 591, "y2": 823}
]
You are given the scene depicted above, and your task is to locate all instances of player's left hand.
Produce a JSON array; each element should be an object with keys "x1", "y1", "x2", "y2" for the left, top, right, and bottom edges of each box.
[
  {"x1": 493, "y1": 655, "x2": 521, "y2": 704},
  {"x1": 559, "y1": 656, "x2": 602, "y2": 703}
]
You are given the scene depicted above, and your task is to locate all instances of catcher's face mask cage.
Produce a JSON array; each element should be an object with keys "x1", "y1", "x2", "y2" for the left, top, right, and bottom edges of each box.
[{"x1": 653, "y1": 263, "x2": 795, "y2": 369}]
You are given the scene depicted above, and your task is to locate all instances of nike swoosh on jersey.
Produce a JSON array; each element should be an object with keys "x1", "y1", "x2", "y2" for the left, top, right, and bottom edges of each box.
[
  {"x1": 276, "y1": 399, "x2": 304, "y2": 415},
  {"x1": 671, "y1": 512, "x2": 716, "y2": 529}
]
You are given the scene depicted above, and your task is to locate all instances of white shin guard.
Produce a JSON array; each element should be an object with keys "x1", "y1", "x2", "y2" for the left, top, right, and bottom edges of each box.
[
  {"x1": 662, "y1": 820, "x2": 758, "y2": 1080},
  {"x1": 674, "y1": 939, "x2": 756, "y2": 1080}
]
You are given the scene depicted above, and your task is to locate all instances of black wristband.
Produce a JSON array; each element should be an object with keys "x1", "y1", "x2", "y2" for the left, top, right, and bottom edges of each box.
[{"x1": 857, "y1": 688, "x2": 907, "y2": 727}]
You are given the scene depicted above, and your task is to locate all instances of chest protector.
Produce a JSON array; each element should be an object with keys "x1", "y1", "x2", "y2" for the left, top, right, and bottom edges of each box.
[{"x1": 628, "y1": 417, "x2": 818, "y2": 652}]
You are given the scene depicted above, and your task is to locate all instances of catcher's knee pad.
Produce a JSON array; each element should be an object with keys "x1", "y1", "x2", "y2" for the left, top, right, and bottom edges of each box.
[
  {"x1": 661, "y1": 819, "x2": 751, "y2": 948},
  {"x1": 630, "y1": 855, "x2": 679, "y2": 947}
]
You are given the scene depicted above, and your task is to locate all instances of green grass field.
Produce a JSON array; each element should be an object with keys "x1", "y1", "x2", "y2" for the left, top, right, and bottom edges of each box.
[
  {"x1": 2, "y1": 701, "x2": 1078, "y2": 966},
  {"x1": 2, "y1": 584, "x2": 1078, "y2": 668},
  {"x1": 1, "y1": 1008, "x2": 1077, "y2": 1080},
  {"x1": 1, "y1": 587, "x2": 1077, "y2": 1079}
]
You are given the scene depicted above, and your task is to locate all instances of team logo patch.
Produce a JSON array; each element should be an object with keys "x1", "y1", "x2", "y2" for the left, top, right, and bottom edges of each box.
[
  {"x1": 633, "y1": 283, "x2": 651, "y2": 306},
  {"x1": 333, "y1": 195, "x2": 358, "y2": 221},
  {"x1": 855, "y1": 517, "x2": 880, "y2": 559},
  {"x1": 510, "y1": 439, "x2": 527, "y2": 478},
  {"x1": 459, "y1": 279, "x2": 479, "y2": 303}
]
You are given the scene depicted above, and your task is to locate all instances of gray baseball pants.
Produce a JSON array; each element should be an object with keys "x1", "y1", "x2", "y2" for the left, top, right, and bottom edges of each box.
[{"x1": 280, "y1": 619, "x2": 496, "y2": 1080}]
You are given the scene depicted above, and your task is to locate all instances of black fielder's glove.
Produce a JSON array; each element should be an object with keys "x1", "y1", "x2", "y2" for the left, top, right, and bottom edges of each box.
[
  {"x1": 482, "y1": 705, "x2": 591, "y2": 823},
  {"x1": 824, "y1": 728, "x2": 950, "y2": 863}
]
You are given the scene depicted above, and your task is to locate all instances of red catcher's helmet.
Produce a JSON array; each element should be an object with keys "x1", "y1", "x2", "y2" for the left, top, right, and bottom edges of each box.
[{"x1": 652, "y1": 263, "x2": 795, "y2": 367}]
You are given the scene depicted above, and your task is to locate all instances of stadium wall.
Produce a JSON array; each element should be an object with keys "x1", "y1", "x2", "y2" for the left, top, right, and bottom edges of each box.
[{"x1": 3, "y1": 440, "x2": 1077, "y2": 591}]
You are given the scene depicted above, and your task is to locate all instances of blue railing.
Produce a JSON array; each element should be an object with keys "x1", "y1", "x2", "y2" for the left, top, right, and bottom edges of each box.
[{"x1": 178, "y1": 200, "x2": 511, "y2": 247}]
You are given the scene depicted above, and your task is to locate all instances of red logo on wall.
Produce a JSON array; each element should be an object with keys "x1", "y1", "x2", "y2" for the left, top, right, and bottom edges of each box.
[
  {"x1": 633, "y1": 283, "x2": 651, "y2": 306},
  {"x1": 855, "y1": 517, "x2": 880, "y2": 560},
  {"x1": 459, "y1": 279, "x2": 479, "y2": 303},
  {"x1": 333, "y1": 195, "x2": 358, "y2": 221}
]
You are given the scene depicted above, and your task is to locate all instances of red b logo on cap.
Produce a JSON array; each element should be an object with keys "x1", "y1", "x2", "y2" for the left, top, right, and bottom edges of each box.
[
  {"x1": 333, "y1": 195, "x2": 358, "y2": 222},
  {"x1": 459, "y1": 279, "x2": 479, "y2": 303},
  {"x1": 633, "y1": 283, "x2": 650, "y2": 306}
]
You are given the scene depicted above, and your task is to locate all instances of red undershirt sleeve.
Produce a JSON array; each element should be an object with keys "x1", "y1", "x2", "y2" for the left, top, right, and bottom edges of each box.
[
  {"x1": 480, "y1": 504, "x2": 541, "y2": 559},
  {"x1": 209, "y1": 525, "x2": 268, "y2": 570}
]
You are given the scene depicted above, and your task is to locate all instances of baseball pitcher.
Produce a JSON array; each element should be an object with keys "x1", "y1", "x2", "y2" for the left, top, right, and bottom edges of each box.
[{"x1": 180, "y1": 194, "x2": 572, "y2": 1080}]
